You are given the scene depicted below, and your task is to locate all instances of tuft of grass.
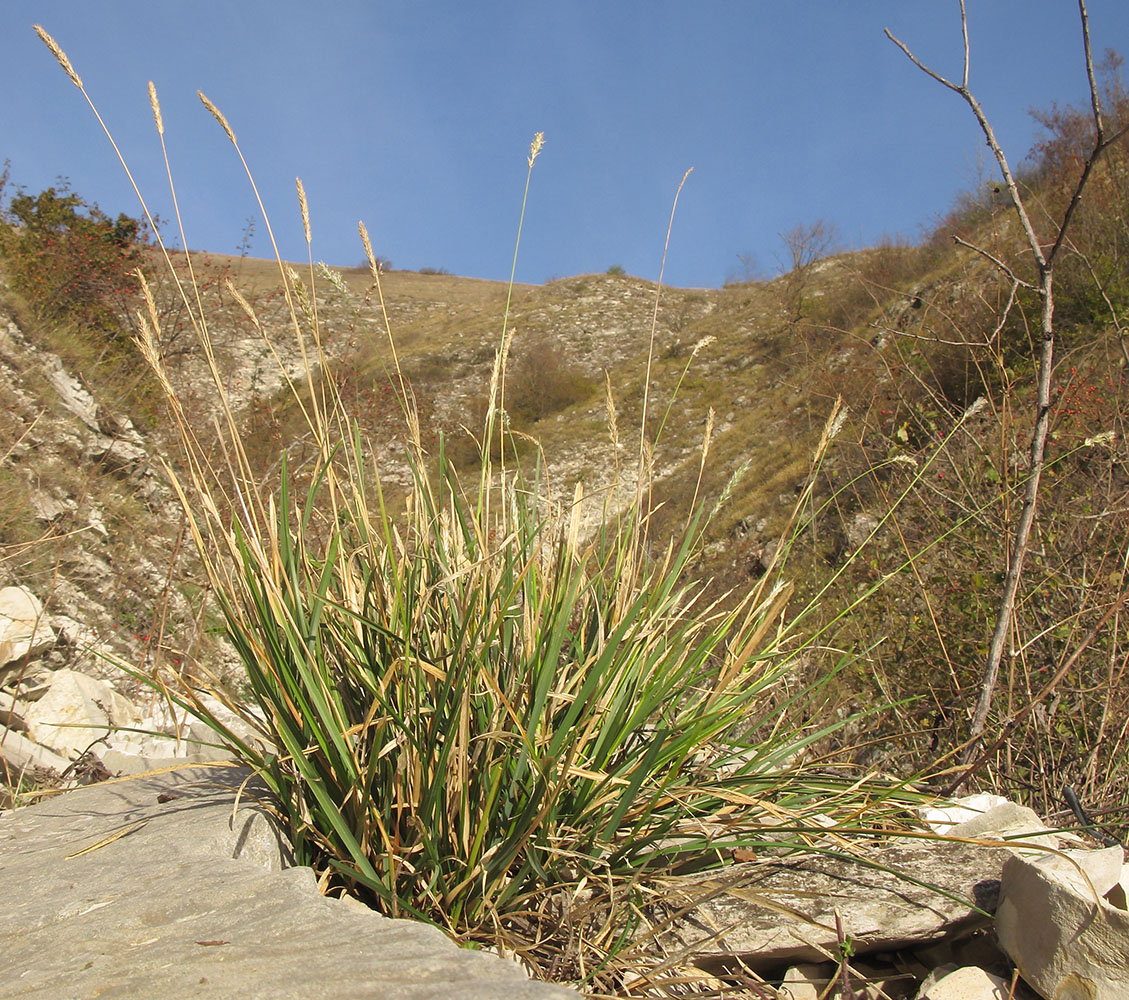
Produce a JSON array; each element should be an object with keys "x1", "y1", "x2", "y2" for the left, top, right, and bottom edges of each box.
[{"x1": 40, "y1": 28, "x2": 938, "y2": 991}]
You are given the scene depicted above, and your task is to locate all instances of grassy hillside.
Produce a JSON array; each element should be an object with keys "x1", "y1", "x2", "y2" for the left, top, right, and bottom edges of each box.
[
  {"x1": 3, "y1": 144, "x2": 1127, "y2": 833},
  {"x1": 2, "y1": 38, "x2": 1128, "y2": 990}
]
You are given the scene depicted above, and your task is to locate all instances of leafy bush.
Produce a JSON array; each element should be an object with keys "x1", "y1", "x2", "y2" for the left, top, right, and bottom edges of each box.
[{"x1": 0, "y1": 180, "x2": 145, "y2": 337}]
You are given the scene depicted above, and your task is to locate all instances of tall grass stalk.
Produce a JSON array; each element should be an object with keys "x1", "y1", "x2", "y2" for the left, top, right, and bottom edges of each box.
[{"x1": 39, "y1": 27, "x2": 937, "y2": 989}]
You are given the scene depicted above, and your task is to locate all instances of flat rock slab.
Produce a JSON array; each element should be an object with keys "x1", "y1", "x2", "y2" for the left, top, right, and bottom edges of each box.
[
  {"x1": 0, "y1": 764, "x2": 575, "y2": 999},
  {"x1": 656, "y1": 838, "x2": 1008, "y2": 973}
]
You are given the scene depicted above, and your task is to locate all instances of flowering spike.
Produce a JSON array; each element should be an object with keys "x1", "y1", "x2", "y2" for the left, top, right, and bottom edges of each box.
[
  {"x1": 34, "y1": 25, "x2": 82, "y2": 89},
  {"x1": 528, "y1": 132, "x2": 544, "y2": 168},
  {"x1": 198, "y1": 91, "x2": 236, "y2": 144},
  {"x1": 148, "y1": 82, "x2": 164, "y2": 135}
]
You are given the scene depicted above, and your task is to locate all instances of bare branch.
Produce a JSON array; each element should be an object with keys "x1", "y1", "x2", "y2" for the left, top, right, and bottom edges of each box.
[
  {"x1": 952, "y1": 236, "x2": 1035, "y2": 289},
  {"x1": 883, "y1": 29, "x2": 962, "y2": 94},
  {"x1": 1078, "y1": 0, "x2": 1105, "y2": 142},
  {"x1": 887, "y1": 19, "x2": 1046, "y2": 269},
  {"x1": 873, "y1": 320, "x2": 1013, "y2": 350},
  {"x1": 1045, "y1": 4, "x2": 1129, "y2": 264},
  {"x1": 890, "y1": 2, "x2": 1121, "y2": 751},
  {"x1": 960, "y1": 0, "x2": 970, "y2": 90}
]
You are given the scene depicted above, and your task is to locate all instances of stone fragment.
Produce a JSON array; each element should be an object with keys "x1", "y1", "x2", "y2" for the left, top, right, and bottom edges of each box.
[
  {"x1": 86, "y1": 431, "x2": 148, "y2": 472},
  {"x1": 22, "y1": 669, "x2": 137, "y2": 758},
  {"x1": 996, "y1": 846, "x2": 1129, "y2": 1000},
  {"x1": 48, "y1": 614, "x2": 97, "y2": 649},
  {"x1": 0, "y1": 586, "x2": 56, "y2": 667},
  {"x1": 918, "y1": 794, "x2": 1009, "y2": 835},
  {"x1": 29, "y1": 489, "x2": 72, "y2": 523},
  {"x1": 44, "y1": 354, "x2": 100, "y2": 431},
  {"x1": 0, "y1": 724, "x2": 73, "y2": 781},
  {"x1": 779, "y1": 962, "x2": 833, "y2": 999},
  {"x1": 654, "y1": 838, "x2": 1002, "y2": 972},
  {"x1": 916, "y1": 965, "x2": 1009, "y2": 999},
  {"x1": 947, "y1": 801, "x2": 1059, "y2": 852},
  {"x1": 1027, "y1": 846, "x2": 1124, "y2": 898}
]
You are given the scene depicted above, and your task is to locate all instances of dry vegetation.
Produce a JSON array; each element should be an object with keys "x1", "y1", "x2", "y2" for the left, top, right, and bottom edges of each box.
[{"x1": 2, "y1": 14, "x2": 1128, "y2": 996}]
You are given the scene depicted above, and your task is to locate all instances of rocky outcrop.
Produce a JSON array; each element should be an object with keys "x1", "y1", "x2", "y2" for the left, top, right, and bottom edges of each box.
[
  {"x1": 644, "y1": 795, "x2": 1124, "y2": 998},
  {"x1": 0, "y1": 582, "x2": 229, "y2": 797},
  {"x1": 996, "y1": 848, "x2": 1129, "y2": 1000},
  {"x1": 22, "y1": 667, "x2": 138, "y2": 758},
  {"x1": 0, "y1": 765, "x2": 575, "y2": 999},
  {"x1": 656, "y1": 838, "x2": 1004, "y2": 972}
]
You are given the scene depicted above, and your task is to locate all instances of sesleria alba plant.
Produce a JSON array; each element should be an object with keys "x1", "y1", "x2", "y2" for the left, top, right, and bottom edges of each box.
[{"x1": 37, "y1": 25, "x2": 934, "y2": 988}]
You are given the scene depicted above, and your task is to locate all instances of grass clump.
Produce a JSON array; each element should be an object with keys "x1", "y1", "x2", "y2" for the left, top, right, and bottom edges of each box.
[{"x1": 39, "y1": 28, "x2": 932, "y2": 991}]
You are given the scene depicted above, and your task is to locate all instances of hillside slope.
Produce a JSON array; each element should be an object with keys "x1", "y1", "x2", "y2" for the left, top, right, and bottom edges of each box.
[{"x1": 2, "y1": 205, "x2": 1127, "y2": 834}]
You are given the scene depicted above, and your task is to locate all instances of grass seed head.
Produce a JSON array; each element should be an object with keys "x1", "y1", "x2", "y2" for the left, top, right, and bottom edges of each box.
[
  {"x1": 224, "y1": 277, "x2": 260, "y2": 329},
  {"x1": 198, "y1": 91, "x2": 236, "y2": 144},
  {"x1": 148, "y1": 81, "x2": 164, "y2": 135},
  {"x1": 296, "y1": 177, "x2": 311, "y2": 245},
  {"x1": 528, "y1": 131, "x2": 545, "y2": 168},
  {"x1": 358, "y1": 221, "x2": 381, "y2": 277},
  {"x1": 34, "y1": 26, "x2": 82, "y2": 89}
]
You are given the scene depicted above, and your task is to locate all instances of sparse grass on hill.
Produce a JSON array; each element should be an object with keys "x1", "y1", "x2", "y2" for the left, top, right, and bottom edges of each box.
[{"x1": 10, "y1": 15, "x2": 1129, "y2": 993}]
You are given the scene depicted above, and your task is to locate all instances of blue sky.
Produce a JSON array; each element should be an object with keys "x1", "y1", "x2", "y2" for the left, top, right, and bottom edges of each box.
[{"x1": 3, "y1": 2, "x2": 1127, "y2": 288}]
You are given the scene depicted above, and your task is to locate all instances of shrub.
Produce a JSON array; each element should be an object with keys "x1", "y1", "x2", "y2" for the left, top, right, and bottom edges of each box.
[
  {"x1": 504, "y1": 332, "x2": 597, "y2": 426},
  {"x1": 0, "y1": 180, "x2": 145, "y2": 337}
]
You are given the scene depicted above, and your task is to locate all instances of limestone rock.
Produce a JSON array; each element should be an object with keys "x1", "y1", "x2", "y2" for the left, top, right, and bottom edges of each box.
[
  {"x1": 947, "y1": 801, "x2": 1060, "y2": 852},
  {"x1": 0, "y1": 586, "x2": 56, "y2": 668},
  {"x1": 48, "y1": 614, "x2": 98, "y2": 649},
  {"x1": 44, "y1": 354, "x2": 99, "y2": 431},
  {"x1": 22, "y1": 668, "x2": 137, "y2": 758},
  {"x1": 0, "y1": 724, "x2": 72, "y2": 782},
  {"x1": 28, "y1": 489, "x2": 73, "y2": 524},
  {"x1": 779, "y1": 962, "x2": 833, "y2": 999},
  {"x1": 919, "y1": 794, "x2": 1009, "y2": 835},
  {"x1": 654, "y1": 838, "x2": 1002, "y2": 973},
  {"x1": 86, "y1": 430, "x2": 148, "y2": 472},
  {"x1": 996, "y1": 846, "x2": 1129, "y2": 1000},
  {"x1": 916, "y1": 965, "x2": 1010, "y2": 999},
  {"x1": 0, "y1": 766, "x2": 576, "y2": 998}
]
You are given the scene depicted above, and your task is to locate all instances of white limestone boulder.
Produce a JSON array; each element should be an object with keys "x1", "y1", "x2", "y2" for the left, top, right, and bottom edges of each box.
[
  {"x1": 996, "y1": 846, "x2": 1129, "y2": 1000},
  {"x1": 22, "y1": 669, "x2": 138, "y2": 758},
  {"x1": 0, "y1": 724, "x2": 72, "y2": 781},
  {"x1": 0, "y1": 586, "x2": 56, "y2": 667}
]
